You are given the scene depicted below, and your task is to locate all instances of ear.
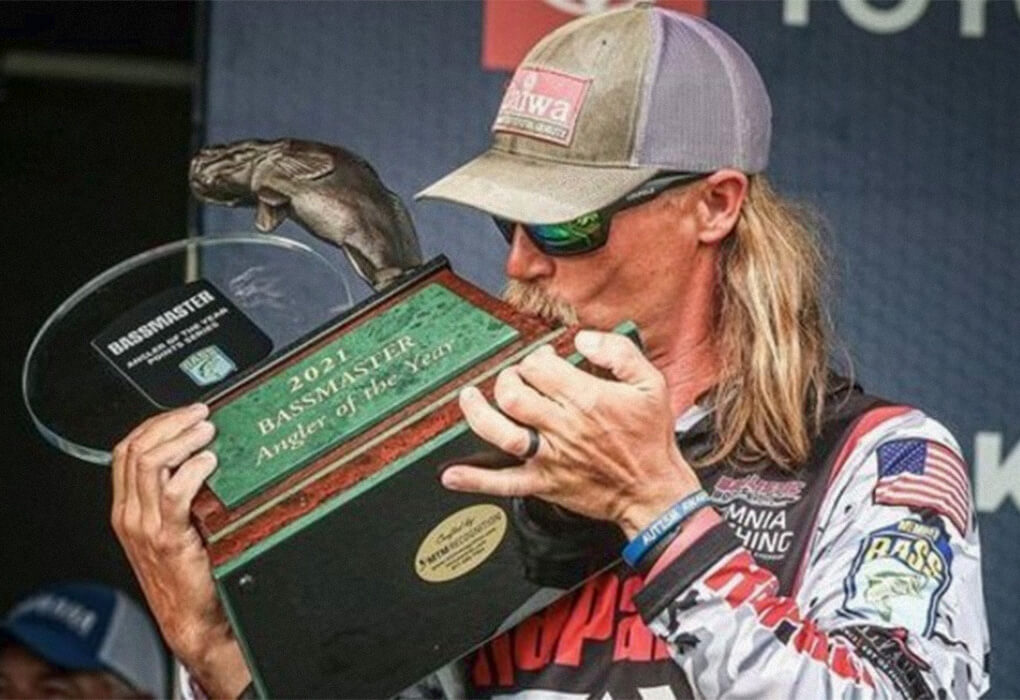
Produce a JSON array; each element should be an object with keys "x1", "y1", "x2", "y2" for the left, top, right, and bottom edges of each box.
[
  {"x1": 695, "y1": 169, "x2": 748, "y2": 245},
  {"x1": 255, "y1": 186, "x2": 289, "y2": 231}
]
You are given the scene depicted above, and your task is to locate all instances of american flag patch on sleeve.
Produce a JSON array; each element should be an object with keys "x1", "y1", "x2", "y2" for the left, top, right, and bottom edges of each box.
[{"x1": 872, "y1": 439, "x2": 972, "y2": 535}]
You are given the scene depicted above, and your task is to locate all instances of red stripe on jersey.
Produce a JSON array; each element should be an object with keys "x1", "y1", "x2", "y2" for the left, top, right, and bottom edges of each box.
[{"x1": 790, "y1": 405, "x2": 914, "y2": 594}]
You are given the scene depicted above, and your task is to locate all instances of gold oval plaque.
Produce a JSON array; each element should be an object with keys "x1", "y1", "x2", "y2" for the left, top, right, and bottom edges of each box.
[{"x1": 415, "y1": 503, "x2": 508, "y2": 583}]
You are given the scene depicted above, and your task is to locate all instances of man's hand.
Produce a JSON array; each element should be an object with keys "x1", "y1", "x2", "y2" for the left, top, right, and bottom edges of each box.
[
  {"x1": 441, "y1": 330, "x2": 702, "y2": 538},
  {"x1": 110, "y1": 403, "x2": 251, "y2": 698}
]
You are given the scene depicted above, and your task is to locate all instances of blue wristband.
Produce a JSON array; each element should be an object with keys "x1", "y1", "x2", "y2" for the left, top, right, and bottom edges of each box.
[{"x1": 622, "y1": 489, "x2": 710, "y2": 568}]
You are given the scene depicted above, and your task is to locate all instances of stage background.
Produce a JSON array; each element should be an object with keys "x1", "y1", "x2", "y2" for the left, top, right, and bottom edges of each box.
[
  {"x1": 200, "y1": 1, "x2": 1018, "y2": 695},
  {"x1": 0, "y1": 2, "x2": 196, "y2": 675}
]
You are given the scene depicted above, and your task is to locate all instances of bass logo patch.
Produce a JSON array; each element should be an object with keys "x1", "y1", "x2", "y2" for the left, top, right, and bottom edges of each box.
[{"x1": 842, "y1": 518, "x2": 952, "y2": 635}]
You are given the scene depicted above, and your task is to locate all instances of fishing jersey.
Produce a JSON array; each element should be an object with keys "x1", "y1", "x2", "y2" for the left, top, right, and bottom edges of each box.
[
  {"x1": 460, "y1": 385, "x2": 990, "y2": 699},
  {"x1": 177, "y1": 385, "x2": 990, "y2": 699}
]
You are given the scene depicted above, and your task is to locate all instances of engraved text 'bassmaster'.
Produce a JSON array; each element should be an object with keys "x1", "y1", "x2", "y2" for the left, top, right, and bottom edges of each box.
[{"x1": 106, "y1": 290, "x2": 216, "y2": 356}]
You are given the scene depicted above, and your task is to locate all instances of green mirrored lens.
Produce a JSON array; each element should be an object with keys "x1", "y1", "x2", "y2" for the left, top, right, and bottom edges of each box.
[{"x1": 532, "y1": 212, "x2": 606, "y2": 252}]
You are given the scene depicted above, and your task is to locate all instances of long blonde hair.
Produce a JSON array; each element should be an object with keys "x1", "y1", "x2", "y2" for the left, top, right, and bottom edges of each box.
[{"x1": 703, "y1": 175, "x2": 834, "y2": 470}]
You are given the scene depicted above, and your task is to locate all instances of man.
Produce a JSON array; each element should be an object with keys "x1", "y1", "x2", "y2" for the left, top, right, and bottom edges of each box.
[
  {"x1": 0, "y1": 582, "x2": 167, "y2": 699},
  {"x1": 110, "y1": 5, "x2": 989, "y2": 699}
]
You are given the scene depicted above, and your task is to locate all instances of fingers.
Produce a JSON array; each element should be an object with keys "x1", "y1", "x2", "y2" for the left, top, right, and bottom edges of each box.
[
  {"x1": 112, "y1": 403, "x2": 210, "y2": 537},
  {"x1": 134, "y1": 404, "x2": 208, "y2": 477},
  {"x1": 448, "y1": 384, "x2": 550, "y2": 497},
  {"x1": 459, "y1": 385, "x2": 539, "y2": 459},
  {"x1": 441, "y1": 463, "x2": 545, "y2": 498},
  {"x1": 574, "y1": 330, "x2": 660, "y2": 388},
  {"x1": 130, "y1": 403, "x2": 211, "y2": 455},
  {"x1": 135, "y1": 420, "x2": 217, "y2": 518},
  {"x1": 516, "y1": 344, "x2": 603, "y2": 411},
  {"x1": 124, "y1": 404, "x2": 209, "y2": 510},
  {"x1": 493, "y1": 365, "x2": 561, "y2": 429},
  {"x1": 112, "y1": 409, "x2": 170, "y2": 513},
  {"x1": 162, "y1": 451, "x2": 219, "y2": 524}
]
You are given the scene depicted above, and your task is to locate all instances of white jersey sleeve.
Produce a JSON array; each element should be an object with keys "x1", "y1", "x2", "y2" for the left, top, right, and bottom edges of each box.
[
  {"x1": 174, "y1": 660, "x2": 203, "y2": 700},
  {"x1": 634, "y1": 409, "x2": 990, "y2": 698}
]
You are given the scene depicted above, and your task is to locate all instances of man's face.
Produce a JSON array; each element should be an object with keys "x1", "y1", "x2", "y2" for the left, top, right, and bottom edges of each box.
[
  {"x1": 502, "y1": 183, "x2": 709, "y2": 342},
  {"x1": 0, "y1": 644, "x2": 142, "y2": 699}
]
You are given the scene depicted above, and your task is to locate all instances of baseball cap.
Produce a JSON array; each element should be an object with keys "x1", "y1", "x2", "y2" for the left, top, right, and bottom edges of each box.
[
  {"x1": 416, "y1": 3, "x2": 771, "y2": 224},
  {"x1": 0, "y1": 582, "x2": 167, "y2": 697}
]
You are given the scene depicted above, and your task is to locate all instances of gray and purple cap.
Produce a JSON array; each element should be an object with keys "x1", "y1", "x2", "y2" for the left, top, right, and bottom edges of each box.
[{"x1": 416, "y1": 4, "x2": 771, "y2": 225}]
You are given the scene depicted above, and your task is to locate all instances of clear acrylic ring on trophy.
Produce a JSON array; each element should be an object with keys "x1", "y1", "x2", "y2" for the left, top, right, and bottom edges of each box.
[{"x1": 23, "y1": 233, "x2": 355, "y2": 465}]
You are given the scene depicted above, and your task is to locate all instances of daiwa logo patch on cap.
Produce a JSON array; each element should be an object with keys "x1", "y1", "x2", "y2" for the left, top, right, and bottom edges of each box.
[{"x1": 493, "y1": 67, "x2": 591, "y2": 146}]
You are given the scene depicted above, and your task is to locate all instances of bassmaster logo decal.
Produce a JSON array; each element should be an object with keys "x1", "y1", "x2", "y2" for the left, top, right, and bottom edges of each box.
[
  {"x1": 712, "y1": 474, "x2": 805, "y2": 507},
  {"x1": 841, "y1": 519, "x2": 952, "y2": 636},
  {"x1": 179, "y1": 345, "x2": 236, "y2": 386},
  {"x1": 492, "y1": 67, "x2": 591, "y2": 146}
]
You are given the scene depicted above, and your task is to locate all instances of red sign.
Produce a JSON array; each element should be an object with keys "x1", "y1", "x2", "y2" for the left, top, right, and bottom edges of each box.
[{"x1": 482, "y1": 0, "x2": 707, "y2": 71}]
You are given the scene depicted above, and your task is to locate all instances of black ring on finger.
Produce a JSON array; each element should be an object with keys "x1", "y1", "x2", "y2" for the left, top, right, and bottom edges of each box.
[{"x1": 522, "y1": 427, "x2": 541, "y2": 460}]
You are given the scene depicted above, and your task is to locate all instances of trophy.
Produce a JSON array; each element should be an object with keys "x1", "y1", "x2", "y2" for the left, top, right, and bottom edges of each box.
[{"x1": 24, "y1": 139, "x2": 628, "y2": 697}]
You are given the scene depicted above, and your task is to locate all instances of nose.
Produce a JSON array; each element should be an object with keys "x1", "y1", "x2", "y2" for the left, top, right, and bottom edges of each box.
[{"x1": 505, "y1": 225, "x2": 555, "y2": 282}]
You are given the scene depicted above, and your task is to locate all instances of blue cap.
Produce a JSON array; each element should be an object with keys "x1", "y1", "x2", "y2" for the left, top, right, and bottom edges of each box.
[{"x1": 0, "y1": 582, "x2": 167, "y2": 697}]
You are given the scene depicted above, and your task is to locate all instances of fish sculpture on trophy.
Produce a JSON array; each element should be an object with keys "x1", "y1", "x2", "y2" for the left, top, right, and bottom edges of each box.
[{"x1": 189, "y1": 139, "x2": 422, "y2": 291}]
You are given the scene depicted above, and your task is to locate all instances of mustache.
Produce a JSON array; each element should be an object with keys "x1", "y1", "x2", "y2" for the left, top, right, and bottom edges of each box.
[{"x1": 501, "y1": 280, "x2": 579, "y2": 326}]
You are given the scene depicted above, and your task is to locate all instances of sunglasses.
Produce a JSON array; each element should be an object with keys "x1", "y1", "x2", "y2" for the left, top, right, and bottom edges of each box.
[{"x1": 493, "y1": 172, "x2": 708, "y2": 257}]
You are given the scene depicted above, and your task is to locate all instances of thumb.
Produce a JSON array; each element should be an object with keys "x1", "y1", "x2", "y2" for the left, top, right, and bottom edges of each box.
[{"x1": 574, "y1": 330, "x2": 657, "y2": 387}]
